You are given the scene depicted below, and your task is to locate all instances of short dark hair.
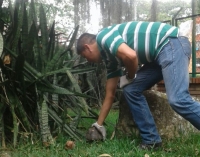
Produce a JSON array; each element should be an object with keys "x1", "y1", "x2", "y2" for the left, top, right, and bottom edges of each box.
[{"x1": 76, "y1": 33, "x2": 96, "y2": 54}]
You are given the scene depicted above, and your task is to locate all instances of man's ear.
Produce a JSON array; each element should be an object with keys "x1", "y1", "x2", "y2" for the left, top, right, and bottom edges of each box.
[
  {"x1": 84, "y1": 44, "x2": 91, "y2": 52},
  {"x1": 84, "y1": 44, "x2": 88, "y2": 49}
]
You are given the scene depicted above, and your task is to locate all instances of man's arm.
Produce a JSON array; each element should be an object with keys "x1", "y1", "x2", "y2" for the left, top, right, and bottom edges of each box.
[
  {"x1": 117, "y1": 43, "x2": 138, "y2": 79},
  {"x1": 97, "y1": 76, "x2": 119, "y2": 125}
]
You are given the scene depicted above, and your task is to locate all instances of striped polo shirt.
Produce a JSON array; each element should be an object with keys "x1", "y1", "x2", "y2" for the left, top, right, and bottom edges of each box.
[{"x1": 96, "y1": 21, "x2": 179, "y2": 79}]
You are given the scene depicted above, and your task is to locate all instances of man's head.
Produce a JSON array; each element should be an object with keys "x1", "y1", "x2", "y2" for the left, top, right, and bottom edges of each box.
[{"x1": 76, "y1": 33, "x2": 101, "y2": 63}]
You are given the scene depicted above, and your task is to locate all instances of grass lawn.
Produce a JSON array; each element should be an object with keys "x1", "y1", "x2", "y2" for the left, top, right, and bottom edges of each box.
[{"x1": 1, "y1": 109, "x2": 200, "y2": 157}]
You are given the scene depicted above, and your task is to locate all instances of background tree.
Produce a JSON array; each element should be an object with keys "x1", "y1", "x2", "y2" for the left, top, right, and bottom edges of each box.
[
  {"x1": 157, "y1": 0, "x2": 191, "y2": 22},
  {"x1": 150, "y1": 0, "x2": 157, "y2": 21},
  {"x1": 73, "y1": 0, "x2": 91, "y2": 32},
  {"x1": 99, "y1": 0, "x2": 135, "y2": 27}
]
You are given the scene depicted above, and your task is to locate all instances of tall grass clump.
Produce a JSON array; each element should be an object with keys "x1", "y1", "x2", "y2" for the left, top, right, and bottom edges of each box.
[{"x1": 0, "y1": 0, "x2": 101, "y2": 148}]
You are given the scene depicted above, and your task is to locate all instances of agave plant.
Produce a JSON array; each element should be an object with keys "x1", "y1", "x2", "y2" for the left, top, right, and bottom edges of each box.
[{"x1": 0, "y1": 0, "x2": 100, "y2": 147}]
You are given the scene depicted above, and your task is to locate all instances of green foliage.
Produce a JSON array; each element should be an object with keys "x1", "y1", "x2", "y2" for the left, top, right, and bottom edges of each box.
[
  {"x1": 0, "y1": 0, "x2": 100, "y2": 148},
  {"x1": 157, "y1": 1, "x2": 191, "y2": 22}
]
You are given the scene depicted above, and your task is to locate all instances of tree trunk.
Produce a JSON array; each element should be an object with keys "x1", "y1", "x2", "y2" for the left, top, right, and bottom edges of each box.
[
  {"x1": 115, "y1": 94, "x2": 138, "y2": 138},
  {"x1": 116, "y1": 90, "x2": 198, "y2": 139},
  {"x1": 150, "y1": 0, "x2": 157, "y2": 21}
]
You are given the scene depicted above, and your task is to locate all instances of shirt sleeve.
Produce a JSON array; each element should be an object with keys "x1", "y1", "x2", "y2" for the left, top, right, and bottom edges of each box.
[{"x1": 97, "y1": 28, "x2": 125, "y2": 56}]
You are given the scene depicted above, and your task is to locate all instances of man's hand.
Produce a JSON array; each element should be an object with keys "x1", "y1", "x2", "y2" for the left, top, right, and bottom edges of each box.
[
  {"x1": 92, "y1": 122, "x2": 106, "y2": 140},
  {"x1": 85, "y1": 126, "x2": 104, "y2": 142},
  {"x1": 119, "y1": 74, "x2": 137, "y2": 88}
]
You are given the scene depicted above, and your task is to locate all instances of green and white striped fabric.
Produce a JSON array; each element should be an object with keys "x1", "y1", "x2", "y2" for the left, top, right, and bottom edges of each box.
[{"x1": 96, "y1": 21, "x2": 179, "y2": 79}]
